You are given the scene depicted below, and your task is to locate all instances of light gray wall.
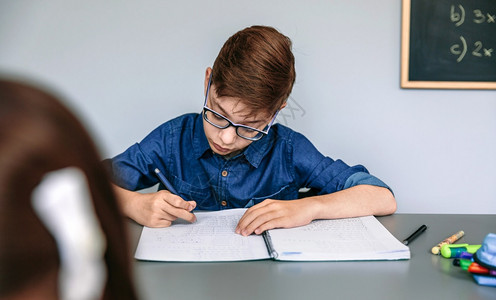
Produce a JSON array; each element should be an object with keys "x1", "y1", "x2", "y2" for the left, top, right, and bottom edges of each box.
[{"x1": 1, "y1": 0, "x2": 494, "y2": 214}]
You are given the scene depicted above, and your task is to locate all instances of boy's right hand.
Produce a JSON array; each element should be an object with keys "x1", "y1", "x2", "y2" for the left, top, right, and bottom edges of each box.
[
  {"x1": 114, "y1": 185, "x2": 196, "y2": 228},
  {"x1": 132, "y1": 190, "x2": 197, "y2": 227}
]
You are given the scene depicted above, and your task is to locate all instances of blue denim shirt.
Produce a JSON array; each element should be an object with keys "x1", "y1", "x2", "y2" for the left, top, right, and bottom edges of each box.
[{"x1": 108, "y1": 113, "x2": 391, "y2": 210}]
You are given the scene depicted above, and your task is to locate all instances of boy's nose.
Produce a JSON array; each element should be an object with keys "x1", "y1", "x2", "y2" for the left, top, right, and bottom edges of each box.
[{"x1": 218, "y1": 126, "x2": 237, "y2": 145}]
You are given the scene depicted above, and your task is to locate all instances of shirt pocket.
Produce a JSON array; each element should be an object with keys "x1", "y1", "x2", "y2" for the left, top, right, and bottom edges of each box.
[{"x1": 245, "y1": 184, "x2": 298, "y2": 208}]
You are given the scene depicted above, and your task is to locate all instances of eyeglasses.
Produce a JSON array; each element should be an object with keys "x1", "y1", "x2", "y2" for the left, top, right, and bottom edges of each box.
[{"x1": 202, "y1": 75, "x2": 278, "y2": 141}]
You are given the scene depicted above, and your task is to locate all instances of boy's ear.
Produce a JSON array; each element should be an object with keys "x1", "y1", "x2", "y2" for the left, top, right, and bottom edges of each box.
[
  {"x1": 204, "y1": 67, "x2": 212, "y2": 96},
  {"x1": 279, "y1": 101, "x2": 287, "y2": 110}
]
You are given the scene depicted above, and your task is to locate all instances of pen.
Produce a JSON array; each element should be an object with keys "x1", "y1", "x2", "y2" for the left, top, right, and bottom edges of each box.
[
  {"x1": 450, "y1": 251, "x2": 474, "y2": 260},
  {"x1": 453, "y1": 258, "x2": 472, "y2": 270},
  {"x1": 154, "y1": 168, "x2": 178, "y2": 194},
  {"x1": 440, "y1": 243, "x2": 481, "y2": 258},
  {"x1": 431, "y1": 230, "x2": 464, "y2": 255},
  {"x1": 453, "y1": 260, "x2": 496, "y2": 276},
  {"x1": 402, "y1": 224, "x2": 427, "y2": 245},
  {"x1": 154, "y1": 168, "x2": 196, "y2": 221},
  {"x1": 262, "y1": 231, "x2": 278, "y2": 259},
  {"x1": 468, "y1": 262, "x2": 496, "y2": 276}
]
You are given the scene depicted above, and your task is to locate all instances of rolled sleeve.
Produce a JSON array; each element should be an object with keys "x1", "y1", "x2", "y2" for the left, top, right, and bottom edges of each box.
[{"x1": 343, "y1": 172, "x2": 394, "y2": 195}]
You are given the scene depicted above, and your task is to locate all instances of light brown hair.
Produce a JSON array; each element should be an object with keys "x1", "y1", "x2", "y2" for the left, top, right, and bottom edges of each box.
[
  {"x1": 0, "y1": 79, "x2": 138, "y2": 300},
  {"x1": 212, "y1": 25, "x2": 296, "y2": 115}
]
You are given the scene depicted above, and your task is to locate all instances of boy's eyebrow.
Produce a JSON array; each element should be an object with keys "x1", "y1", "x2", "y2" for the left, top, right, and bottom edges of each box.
[
  {"x1": 239, "y1": 118, "x2": 263, "y2": 125},
  {"x1": 210, "y1": 98, "x2": 230, "y2": 116}
]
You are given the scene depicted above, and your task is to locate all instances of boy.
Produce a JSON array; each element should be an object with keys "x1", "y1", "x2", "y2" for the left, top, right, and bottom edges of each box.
[{"x1": 107, "y1": 25, "x2": 396, "y2": 236}]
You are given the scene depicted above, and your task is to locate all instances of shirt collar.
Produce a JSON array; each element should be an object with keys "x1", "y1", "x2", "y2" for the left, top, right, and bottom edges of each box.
[
  {"x1": 242, "y1": 128, "x2": 275, "y2": 168},
  {"x1": 192, "y1": 113, "x2": 212, "y2": 159},
  {"x1": 192, "y1": 113, "x2": 276, "y2": 167}
]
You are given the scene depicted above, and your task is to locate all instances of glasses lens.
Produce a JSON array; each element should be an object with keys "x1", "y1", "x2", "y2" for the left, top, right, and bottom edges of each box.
[
  {"x1": 203, "y1": 108, "x2": 266, "y2": 141},
  {"x1": 204, "y1": 110, "x2": 229, "y2": 128},
  {"x1": 237, "y1": 127, "x2": 263, "y2": 140}
]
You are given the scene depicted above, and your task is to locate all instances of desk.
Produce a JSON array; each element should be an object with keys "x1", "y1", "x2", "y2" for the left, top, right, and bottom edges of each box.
[{"x1": 128, "y1": 214, "x2": 496, "y2": 300}]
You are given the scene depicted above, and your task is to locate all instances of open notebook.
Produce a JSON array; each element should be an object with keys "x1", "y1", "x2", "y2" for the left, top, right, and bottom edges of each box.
[{"x1": 134, "y1": 208, "x2": 410, "y2": 262}]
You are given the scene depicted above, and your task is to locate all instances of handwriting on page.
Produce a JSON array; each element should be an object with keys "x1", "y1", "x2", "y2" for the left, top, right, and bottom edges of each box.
[
  {"x1": 270, "y1": 217, "x2": 395, "y2": 254},
  {"x1": 299, "y1": 217, "x2": 369, "y2": 239},
  {"x1": 141, "y1": 211, "x2": 267, "y2": 261}
]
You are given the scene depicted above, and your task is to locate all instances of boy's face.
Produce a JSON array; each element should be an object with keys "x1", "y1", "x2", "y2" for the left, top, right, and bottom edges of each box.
[{"x1": 202, "y1": 68, "x2": 276, "y2": 157}]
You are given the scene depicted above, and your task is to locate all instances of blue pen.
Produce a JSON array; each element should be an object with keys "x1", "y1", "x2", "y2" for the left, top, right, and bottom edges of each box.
[{"x1": 154, "y1": 168, "x2": 178, "y2": 194}]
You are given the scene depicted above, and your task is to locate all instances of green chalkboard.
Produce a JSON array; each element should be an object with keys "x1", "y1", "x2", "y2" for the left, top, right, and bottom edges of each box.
[{"x1": 401, "y1": 0, "x2": 496, "y2": 89}]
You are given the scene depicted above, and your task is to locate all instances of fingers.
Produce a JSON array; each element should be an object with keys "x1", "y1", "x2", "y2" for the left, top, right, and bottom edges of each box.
[
  {"x1": 161, "y1": 193, "x2": 197, "y2": 223},
  {"x1": 160, "y1": 191, "x2": 196, "y2": 211},
  {"x1": 146, "y1": 218, "x2": 173, "y2": 228},
  {"x1": 235, "y1": 202, "x2": 266, "y2": 235},
  {"x1": 235, "y1": 199, "x2": 313, "y2": 236},
  {"x1": 250, "y1": 218, "x2": 287, "y2": 235},
  {"x1": 236, "y1": 200, "x2": 285, "y2": 236},
  {"x1": 144, "y1": 191, "x2": 197, "y2": 227}
]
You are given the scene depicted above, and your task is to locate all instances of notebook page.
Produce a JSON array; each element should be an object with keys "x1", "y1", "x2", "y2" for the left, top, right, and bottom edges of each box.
[
  {"x1": 269, "y1": 215, "x2": 410, "y2": 261},
  {"x1": 134, "y1": 208, "x2": 269, "y2": 262}
]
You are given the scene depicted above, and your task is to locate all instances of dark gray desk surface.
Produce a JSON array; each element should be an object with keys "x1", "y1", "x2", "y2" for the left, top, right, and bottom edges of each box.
[{"x1": 128, "y1": 214, "x2": 496, "y2": 300}]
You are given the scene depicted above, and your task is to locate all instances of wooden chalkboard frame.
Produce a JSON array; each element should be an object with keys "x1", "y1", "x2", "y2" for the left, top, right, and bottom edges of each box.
[{"x1": 401, "y1": 0, "x2": 496, "y2": 89}]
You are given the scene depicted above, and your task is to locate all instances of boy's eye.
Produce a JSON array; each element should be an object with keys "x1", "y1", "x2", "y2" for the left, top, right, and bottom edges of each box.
[{"x1": 213, "y1": 114, "x2": 224, "y2": 121}]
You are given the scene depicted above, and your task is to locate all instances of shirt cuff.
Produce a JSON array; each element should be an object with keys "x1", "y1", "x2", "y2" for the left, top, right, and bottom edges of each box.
[{"x1": 343, "y1": 172, "x2": 394, "y2": 195}]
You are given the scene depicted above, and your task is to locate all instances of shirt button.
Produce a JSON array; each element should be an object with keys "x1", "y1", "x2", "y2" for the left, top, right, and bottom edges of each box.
[
  {"x1": 221, "y1": 201, "x2": 227, "y2": 206},
  {"x1": 221, "y1": 170, "x2": 228, "y2": 177}
]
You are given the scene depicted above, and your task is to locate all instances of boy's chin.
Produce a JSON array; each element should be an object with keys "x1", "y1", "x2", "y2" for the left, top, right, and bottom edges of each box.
[{"x1": 212, "y1": 148, "x2": 243, "y2": 158}]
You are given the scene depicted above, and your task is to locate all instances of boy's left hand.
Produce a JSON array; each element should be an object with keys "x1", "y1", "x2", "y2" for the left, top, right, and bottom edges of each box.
[{"x1": 235, "y1": 199, "x2": 316, "y2": 236}]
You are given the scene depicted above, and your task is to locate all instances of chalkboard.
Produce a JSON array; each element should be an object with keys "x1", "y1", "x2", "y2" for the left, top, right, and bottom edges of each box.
[{"x1": 401, "y1": 0, "x2": 496, "y2": 89}]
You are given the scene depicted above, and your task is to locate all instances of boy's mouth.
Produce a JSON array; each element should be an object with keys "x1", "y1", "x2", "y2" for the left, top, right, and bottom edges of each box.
[{"x1": 212, "y1": 142, "x2": 232, "y2": 154}]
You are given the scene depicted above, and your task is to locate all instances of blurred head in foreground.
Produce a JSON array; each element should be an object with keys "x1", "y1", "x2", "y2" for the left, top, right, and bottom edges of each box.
[{"x1": 0, "y1": 79, "x2": 138, "y2": 300}]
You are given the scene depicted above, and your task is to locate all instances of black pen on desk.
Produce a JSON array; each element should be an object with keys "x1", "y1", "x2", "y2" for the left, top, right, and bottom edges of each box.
[
  {"x1": 403, "y1": 224, "x2": 427, "y2": 245},
  {"x1": 154, "y1": 168, "x2": 178, "y2": 194},
  {"x1": 262, "y1": 231, "x2": 278, "y2": 259}
]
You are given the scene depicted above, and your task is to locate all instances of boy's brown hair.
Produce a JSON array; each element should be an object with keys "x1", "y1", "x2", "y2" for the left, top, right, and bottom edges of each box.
[{"x1": 212, "y1": 25, "x2": 296, "y2": 115}]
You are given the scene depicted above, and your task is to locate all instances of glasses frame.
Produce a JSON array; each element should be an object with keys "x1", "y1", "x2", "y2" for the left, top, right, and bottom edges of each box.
[{"x1": 202, "y1": 75, "x2": 279, "y2": 141}]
